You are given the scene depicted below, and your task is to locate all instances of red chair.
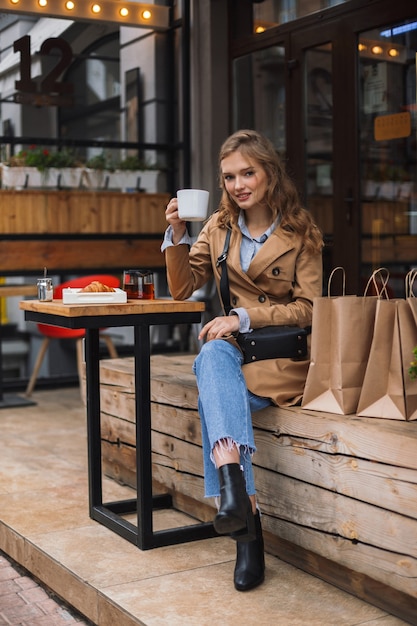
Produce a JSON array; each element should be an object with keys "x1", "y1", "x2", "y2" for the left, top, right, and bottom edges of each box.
[{"x1": 25, "y1": 274, "x2": 120, "y2": 397}]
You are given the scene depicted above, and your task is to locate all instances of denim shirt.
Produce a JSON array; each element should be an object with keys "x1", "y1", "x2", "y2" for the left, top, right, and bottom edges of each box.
[{"x1": 161, "y1": 212, "x2": 278, "y2": 332}]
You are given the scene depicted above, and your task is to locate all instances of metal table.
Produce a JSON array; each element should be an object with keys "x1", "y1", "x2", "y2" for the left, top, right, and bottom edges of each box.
[{"x1": 20, "y1": 298, "x2": 216, "y2": 549}]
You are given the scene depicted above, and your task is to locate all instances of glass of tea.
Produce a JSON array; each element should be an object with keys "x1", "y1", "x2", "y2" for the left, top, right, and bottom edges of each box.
[{"x1": 123, "y1": 270, "x2": 154, "y2": 299}]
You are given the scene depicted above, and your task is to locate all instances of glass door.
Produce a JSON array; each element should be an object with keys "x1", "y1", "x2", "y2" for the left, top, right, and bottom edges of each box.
[
  {"x1": 230, "y1": 0, "x2": 417, "y2": 294},
  {"x1": 289, "y1": 22, "x2": 354, "y2": 290},
  {"x1": 289, "y1": 1, "x2": 416, "y2": 294},
  {"x1": 358, "y1": 20, "x2": 417, "y2": 296}
]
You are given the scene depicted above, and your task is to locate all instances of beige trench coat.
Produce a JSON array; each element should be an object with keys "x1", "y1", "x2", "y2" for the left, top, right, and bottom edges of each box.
[{"x1": 164, "y1": 212, "x2": 323, "y2": 406}]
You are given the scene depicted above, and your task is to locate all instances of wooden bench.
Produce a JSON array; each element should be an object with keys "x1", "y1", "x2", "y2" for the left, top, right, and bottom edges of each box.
[{"x1": 98, "y1": 354, "x2": 417, "y2": 624}]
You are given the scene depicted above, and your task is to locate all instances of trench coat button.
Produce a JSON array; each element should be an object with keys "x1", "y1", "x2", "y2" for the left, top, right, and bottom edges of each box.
[
  {"x1": 258, "y1": 295, "x2": 266, "y2": 303},
  {"x1": 232, "y1": 297, "x2": 237, "y2": 306},
  {"x1": 272, "y1": 267, "x2": 280, "y2": 276}
]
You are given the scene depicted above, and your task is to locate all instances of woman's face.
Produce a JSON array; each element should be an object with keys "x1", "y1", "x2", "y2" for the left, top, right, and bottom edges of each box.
[{"x1": 221, "y1": 150, "x2": 268, "y2": 212}]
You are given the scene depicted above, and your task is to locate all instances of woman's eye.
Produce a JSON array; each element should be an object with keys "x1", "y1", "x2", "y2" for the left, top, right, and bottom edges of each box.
[
  {"x1": 245, "y1": 170, "x2": 254, "y2": 177},
  {"x1": 224, "y1": 175, "x2": 233, "y2": 181}
]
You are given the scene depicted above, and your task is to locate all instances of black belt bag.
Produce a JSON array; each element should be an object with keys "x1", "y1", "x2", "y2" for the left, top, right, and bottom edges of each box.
[
  {"x1": 217, "y1": 229, "x2": 310, "y2": 363},
  {"x1": 236, "y1": 325, "x2": 309, "y2": 363}
]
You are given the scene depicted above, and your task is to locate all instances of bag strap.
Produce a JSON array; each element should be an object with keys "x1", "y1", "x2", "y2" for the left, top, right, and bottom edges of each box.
[
  {"x1": 364, "y1": 267, "x2": 390, "y2": 298},
  {"x1": 216, "y1": 228, "x2": 232, "y2": 314}
]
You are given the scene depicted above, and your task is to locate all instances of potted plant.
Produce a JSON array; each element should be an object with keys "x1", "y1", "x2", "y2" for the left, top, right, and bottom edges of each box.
[
  {"x1": 1, "y1": 145, "x2": 83, "y2": 188},
  {"x1": 112, "y1": 154, "x2": 164, "y2": 192},
  {"x1": 82, "y1": 153, "x2": 115, "y2": 190}
]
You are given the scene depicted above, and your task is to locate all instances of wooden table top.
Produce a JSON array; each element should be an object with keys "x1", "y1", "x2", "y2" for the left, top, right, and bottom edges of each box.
[{"x1": 19, "y1": 298, "x2": 205, "y2": 318}]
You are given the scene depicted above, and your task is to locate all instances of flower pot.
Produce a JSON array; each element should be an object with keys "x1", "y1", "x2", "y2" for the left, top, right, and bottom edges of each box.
[
  {"x1": 1, "y1": 165, "x2": 84, "y2": 189},
  {"x1": 1, "y1": 165, "x2": 44, "y2": 189},
  {"x1": 110, "y1": 170, "x2": 163, "y2": 192},
  {"x1": 82, "y1": 169, "x2": 114, "y2": 190},
  {"x1": 52, "y1": 168, "x2": 83, "y2": 188}
]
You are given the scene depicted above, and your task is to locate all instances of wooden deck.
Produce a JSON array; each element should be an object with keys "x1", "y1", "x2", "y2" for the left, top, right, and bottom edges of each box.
[{"x1": 97, "y1": 354, "x2": 417, "y2": 625}]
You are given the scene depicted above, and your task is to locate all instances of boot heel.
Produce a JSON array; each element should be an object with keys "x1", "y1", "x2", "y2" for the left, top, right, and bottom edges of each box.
[
  {"x1": 234, "y1": 511, "x2": 265, "y2": 591},
  {"x1": 231, "y1": 504, "x2": 256, "y2": 542}
]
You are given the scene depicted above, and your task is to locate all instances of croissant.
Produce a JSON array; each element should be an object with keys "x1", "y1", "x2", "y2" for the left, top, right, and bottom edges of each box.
[{"x1": 80, "y1": 281, "x2": 115, "y2": 293}]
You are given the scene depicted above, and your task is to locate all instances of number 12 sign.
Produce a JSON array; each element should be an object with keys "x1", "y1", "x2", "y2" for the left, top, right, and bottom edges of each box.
[{"x1": 14, "y1": 35, "x2": 74, "y2": 107}]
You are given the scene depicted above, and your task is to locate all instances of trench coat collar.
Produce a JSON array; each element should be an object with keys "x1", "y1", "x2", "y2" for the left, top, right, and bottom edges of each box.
[{"x1": 226, "y1": 222, "x2": 296, "y2": 284}]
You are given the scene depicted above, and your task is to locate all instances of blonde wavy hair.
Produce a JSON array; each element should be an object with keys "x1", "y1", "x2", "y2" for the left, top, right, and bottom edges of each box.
[{"x1": 217, "y1": 129, "x2": 323, "y2": 254}]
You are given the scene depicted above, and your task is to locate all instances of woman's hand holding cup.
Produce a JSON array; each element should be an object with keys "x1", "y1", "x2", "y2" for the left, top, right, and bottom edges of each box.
[
  {"x1": 166, "y1": 189, "x2": 209, "y2": 244},
  {"x1": 165, "y1": 197, "x2": 187, "y2": 244}
]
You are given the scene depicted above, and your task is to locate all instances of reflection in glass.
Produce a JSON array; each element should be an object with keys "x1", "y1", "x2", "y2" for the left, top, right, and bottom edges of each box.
[
  {"x1": 253, "y1": 0, "x2": 347, "y2": 32},
  {"x1": 233, "y1": 47, "x2": 286, "y2": 154},
  {"x1": 305, "y1": 44, "x2": 333, "y2": 237}
]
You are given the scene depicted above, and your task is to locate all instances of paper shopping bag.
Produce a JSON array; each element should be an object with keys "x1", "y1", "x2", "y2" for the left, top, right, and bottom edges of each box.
[
  {"x1": 357, "y1": 297, "x2": 417, "y2": 420},
  {"x1": 302, "y1": 268, "x2": 382, "y2": 415}
]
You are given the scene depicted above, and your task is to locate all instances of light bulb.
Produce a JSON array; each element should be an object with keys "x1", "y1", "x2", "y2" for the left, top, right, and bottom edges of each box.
[
  {"x1": 142, "y1": 9, "x2": 151, "y2": 20},
  {"x1": 371, "y1": 45, "x2": 383, "y2": 55},
  {"x1": 65, "y1": 1, "x2": 75, "y2": 9},
  {"x1": 119, "y1": 7, "x2": 129, "y2": 17}
]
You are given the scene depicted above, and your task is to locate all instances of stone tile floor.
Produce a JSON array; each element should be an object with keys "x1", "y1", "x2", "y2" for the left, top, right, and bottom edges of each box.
[{"x1": 0, "y1": 386, "x2": 411, "y2": 625}]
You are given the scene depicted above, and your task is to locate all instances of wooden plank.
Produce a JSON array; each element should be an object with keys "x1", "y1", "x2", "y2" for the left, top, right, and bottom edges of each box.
[
  {"x1": 0, "y1": 190, "x2": 169, "y2": 235},
  {"x1": 253, "y1": 429, "x2": 417, "y2": 519},
  {"x1": 255, "y1": 468, "x2": 417, "y2": 559},
  {"x1": 0, "y1": 239, "x2": 166, "y2": 273},
  {"x1": 0, "y1": 284, "x2": 38, "y2": 297},
  {"x1": 253, "y1": 405, "x2": 417, "y2": 470}
]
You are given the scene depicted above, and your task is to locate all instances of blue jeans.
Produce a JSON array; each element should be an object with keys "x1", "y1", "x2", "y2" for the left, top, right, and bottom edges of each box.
[{"x1": 192, "y1": 340, "x2": 272, "y2": 498}]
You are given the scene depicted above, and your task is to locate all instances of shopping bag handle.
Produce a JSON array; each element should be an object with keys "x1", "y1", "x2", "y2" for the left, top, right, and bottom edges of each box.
[
  {"x1": 327, "y1": 266, "x2": 345, "y2": 296},
  {"x1": 364, "y1": 267, "x2": 390, "y2": 299},
  {"x1": 405, "y1": 269, "x2": 417, "y2": 298}
]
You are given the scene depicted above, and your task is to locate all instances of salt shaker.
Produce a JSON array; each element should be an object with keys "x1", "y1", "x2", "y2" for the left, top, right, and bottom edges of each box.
[{"x1": 37, "y1": 277, "x2": 53, "y2": 301}]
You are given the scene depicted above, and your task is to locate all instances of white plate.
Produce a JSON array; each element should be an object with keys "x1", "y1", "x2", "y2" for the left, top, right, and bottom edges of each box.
[{"x1": 62, "y1": 287, "x2": 127, "y2": 304}]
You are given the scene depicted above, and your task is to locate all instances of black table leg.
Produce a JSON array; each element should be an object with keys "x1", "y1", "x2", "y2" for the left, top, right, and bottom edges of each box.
[
  {"x1": 134, "y1": 324, "x2": 154, "y2": 549},
  {"x1": 86, "y1": 319, "x2": 216, "y2": 549},
  {"x1": 85, "y1": 329, "x2": 102, "y2": 512}
]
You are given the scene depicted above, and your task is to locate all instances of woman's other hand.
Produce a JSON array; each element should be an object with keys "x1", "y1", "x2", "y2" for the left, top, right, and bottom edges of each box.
[
  {"x1": 165, "y1": 197, "x2": 187, "y2": 244},
  {"x1": 199, "y1": 315, "x2": 240, "y2": 341}
]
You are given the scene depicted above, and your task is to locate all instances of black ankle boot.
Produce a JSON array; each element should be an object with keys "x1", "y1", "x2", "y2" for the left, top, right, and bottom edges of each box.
[
  {"x1": 234, "y1": 511, "x2": 265, "y2": 591},
  {"x1": 214, "y1": 464, "x2": 255, "y2": 541}
]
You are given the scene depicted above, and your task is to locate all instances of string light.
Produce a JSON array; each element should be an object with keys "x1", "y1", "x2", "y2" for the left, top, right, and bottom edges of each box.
[
  {"x1": 388, "y1": 48, "x2": 399, "y2": 58},
  {"x1": 1, "y1": 0, "x2": 169, "y2": 28}
]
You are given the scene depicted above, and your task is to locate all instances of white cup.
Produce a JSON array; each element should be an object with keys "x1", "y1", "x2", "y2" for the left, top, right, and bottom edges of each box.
[{"x1": 177, "y1": 189, "x2": 209, "y2": 222}]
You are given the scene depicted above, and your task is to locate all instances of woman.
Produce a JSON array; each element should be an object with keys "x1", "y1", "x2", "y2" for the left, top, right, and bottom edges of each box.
[{"x1": 162, "y1": 129, "x2": 323, "y2": 591}]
